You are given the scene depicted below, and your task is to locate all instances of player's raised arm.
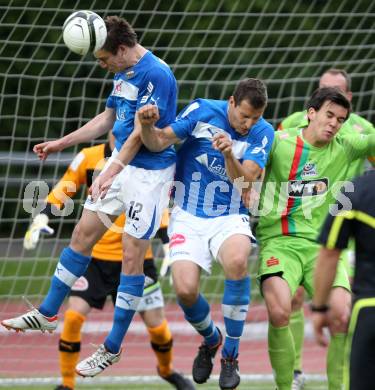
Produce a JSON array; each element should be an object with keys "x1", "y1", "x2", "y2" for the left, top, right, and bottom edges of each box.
[
  {"x1": 138, "y1": 104, "x2": 180, "y2": 152},
  {"x1": 90, "y1": 126, "x2": 143, "y2": 201},
  {"x1": 342, "y1": 133, "x2": 375, "y2": 163},
  {"x1": 212, "y1": 81, "x2": 274, "y2": 194},
  {"x1": 33, "y1": 108, "x2": 115, "y2": 160},
  {"x1": 213, "y1": 132, "x2": 264, "y2": 185},
  {"x1": 89, "y1": 107, "x2": 163, "y2": 202}
]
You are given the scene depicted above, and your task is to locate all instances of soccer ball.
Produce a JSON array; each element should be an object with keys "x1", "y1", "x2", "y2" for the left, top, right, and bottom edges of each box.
[{"x1": 62, "y1": 10, "x2": 107, "y2": 55}]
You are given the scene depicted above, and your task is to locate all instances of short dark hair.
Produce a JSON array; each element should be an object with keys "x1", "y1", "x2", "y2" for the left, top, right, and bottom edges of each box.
[
  {"x1": 233, "y1": 78, "x2": 268, "y2": 109},
  {"x1": 321, "y1": 68, "x2": 351, "y2": 92},
  {"x1": 307, "y1": 87, "x2": 351, "y2": 120},
  {"x1": 101, "y1": 16, "x2": 138, "y2": 54}
]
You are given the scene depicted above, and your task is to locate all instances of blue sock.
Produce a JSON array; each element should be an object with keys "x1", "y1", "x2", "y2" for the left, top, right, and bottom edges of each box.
[
  {"x1": 39, "y1": 247, "x2": 91, "y2": 317},
  {"x1": 178, "y1": 294, "x2": 220, "y2": 346},
  {"x1": 104, "y1": 273, "x2": 145, "y2": 354},
  {"x1": 222, "y1": 277, "x2": 250, "y2": 358}
]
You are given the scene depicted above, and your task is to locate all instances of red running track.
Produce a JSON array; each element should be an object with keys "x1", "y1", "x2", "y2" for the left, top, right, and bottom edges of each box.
[{"x1": 0, "y1": 302, "x2": 326, "y2": 378}]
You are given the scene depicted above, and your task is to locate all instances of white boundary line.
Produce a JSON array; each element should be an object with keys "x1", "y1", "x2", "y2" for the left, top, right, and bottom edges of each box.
[
  {"x1": 0, "y1": 320, "x2": 316, "y2": 340},
  {"x1": 0, "y1": 374, "x2": 327, "y2": 387}
]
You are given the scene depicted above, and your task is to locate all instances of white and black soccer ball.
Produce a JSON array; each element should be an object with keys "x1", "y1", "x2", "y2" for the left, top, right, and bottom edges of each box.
[{"x1": 63, "y1": 10, "x2": 107, "y2": 55}]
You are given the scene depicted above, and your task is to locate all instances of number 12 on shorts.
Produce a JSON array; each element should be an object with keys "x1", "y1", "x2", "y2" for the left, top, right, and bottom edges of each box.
[{"x1": 128, "y1": 201, "x2": 143, "y2": 221}]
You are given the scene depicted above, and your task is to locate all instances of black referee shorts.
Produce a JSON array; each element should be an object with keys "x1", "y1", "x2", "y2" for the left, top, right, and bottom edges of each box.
[
  {"x1": 345, "y1": 297, "x2": 375, "y2": 390},
  {"x1": 69, "y1": 257, "x2": 159, "y2": 310}
]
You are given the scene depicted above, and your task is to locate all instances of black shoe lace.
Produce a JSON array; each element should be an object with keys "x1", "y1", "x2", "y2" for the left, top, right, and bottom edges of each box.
[
  {"x1": 197, "y1": 344, "x2": 212, "y2": 365},
  {"x1": 221, "y1": 358, "x2": 238, "y2": 377}
]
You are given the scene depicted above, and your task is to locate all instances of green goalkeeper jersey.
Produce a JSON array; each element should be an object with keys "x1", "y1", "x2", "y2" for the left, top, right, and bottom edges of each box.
[
  {"x1": 279, "y1": 111, "x2": 375, "y2": 179},
  {"x1": 256, "y1": 128, "x2": 375, "y2": 243}
]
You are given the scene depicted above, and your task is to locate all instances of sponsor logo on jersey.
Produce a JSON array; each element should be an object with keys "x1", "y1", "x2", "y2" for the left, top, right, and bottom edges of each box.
[
  {"x1": 170, "y1": 233, "x2": 186, "y2": 248},
  {"x1": 288, "y1": 178, "x2": 328, "y2": 197},
  {"x1": 111, "y1": 79, "x2": 138, "y2": 100},
  {"x1": 116, "y1": 107, "x2": 126, "y2": 120},
  {"x1": 301, "y1": 162, "x2": 317, "y2": 178},
  {"x1": 195, "y1": 154, "x2": 228, "y2": 181},
  {"x1": 113, "y1": 80, "x2": 123, "y2": 95},
  {"x1": 71, "y1": 276, "x2": 89, "y2": 291},
  {"x1": 266, "y1": 256, "x2": 279, "y2": 267}
]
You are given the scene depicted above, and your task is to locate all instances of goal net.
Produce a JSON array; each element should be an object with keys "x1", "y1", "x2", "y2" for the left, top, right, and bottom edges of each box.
[{"x1": 0, "y1": 0, "x2": 374, "y2": 385}]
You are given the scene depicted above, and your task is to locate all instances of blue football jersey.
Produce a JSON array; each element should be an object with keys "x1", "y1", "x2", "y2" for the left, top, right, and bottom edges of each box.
[
  {"x1": 170, "y1": 99, "x2": 274, "y2": 217},
  {"x1": 107, "y1": 51, "x2": 177, "y2": 169}
]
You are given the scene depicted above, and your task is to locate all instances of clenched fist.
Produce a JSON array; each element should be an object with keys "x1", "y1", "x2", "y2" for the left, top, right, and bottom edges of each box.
[{"x1": 138, "y1": 104, "x2": 160, "y2": 126}]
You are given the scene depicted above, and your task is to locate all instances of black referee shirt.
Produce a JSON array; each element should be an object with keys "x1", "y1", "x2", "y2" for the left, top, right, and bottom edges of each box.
[{"x1": 318, "y1": 170, "x2": 375, "y2": 298}]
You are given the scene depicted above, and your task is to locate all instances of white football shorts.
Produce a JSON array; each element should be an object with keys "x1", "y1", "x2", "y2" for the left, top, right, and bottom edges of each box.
[
  {"x1": 84, "y1": 148, "x2": 175, "y2": 239},
  {"x1": 168, "y1": 205, "x2": 254, "y2": 273}
]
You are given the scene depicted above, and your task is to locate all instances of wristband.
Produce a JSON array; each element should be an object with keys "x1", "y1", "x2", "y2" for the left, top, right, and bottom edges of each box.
[{"x1": 310, "y1": 303, "x2": 329, "y2": 313}]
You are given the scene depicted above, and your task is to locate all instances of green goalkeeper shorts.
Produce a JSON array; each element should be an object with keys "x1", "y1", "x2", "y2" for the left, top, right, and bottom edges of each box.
[{"x1": 257, "y1": 235, "x2": 351, "y2": 297}]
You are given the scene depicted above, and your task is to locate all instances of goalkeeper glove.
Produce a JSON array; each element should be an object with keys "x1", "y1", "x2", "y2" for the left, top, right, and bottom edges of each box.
[{"x1": 23, "y1": 213, "x2": 54, "y2": 250}]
